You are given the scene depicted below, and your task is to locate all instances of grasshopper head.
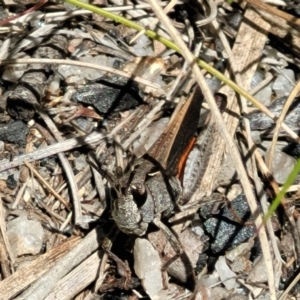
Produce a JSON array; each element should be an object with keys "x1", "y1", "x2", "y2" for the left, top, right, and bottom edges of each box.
[{"x1": 112, "y1": 193, "x2": 148, "y2": 236}]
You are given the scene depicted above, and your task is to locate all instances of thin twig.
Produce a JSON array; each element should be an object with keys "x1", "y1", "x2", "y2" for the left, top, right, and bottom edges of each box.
[
  {"x1": 129, "y1": 0, "x2": 178, "y2": 44},
  {"x1": 12, "y1": 179, "x2": 29, "y2": 210},
  {"x1": 24, "y1": 161, "x2": 70, "y2": 209},
  {"x1": 44, "y1": 251, "x2": 102, "y2": 300},
  {"x1": 0, "y1": 104, "x2": 141, "y2": 172},
  {"x1": 36, "y1": 198, "x2": 67, "y2": 223},
  {"x1": 0, "y1": 198, "x2": 14, "y2": 267},
  {"x1": 0, "y1": 132, "x2": 103, "y2": 172},
  {"x1": 35, "y1": 108, "x2": 82, "y2": 226},
  {"x1": 248, "y1": 72, "x2": 274, "y2": 95},
  {"x1": 88, "y1": 153, "x2": 106, "y2": 208},
  {"x1": 195, "y1": 0, "x2": 217, "y2": 27},
  {"x1": 0, "y1": 0, "x2": 48, "y2": 26},
  {"x1": 59, "y1": 212, "x2": 73, "y2": 232},
  {"x1": 267, "y1": 81, "x2": 300, "y2": 169},
  {"x1": 0, "y1": 237, "x2": 80, "y2": 299},
  {"x1": 0, "y1": 59, "x2": 160, "y2": 89}
]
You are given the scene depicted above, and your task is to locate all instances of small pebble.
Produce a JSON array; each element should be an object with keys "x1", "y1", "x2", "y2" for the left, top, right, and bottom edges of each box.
[
  {"x1": 215, "y1": 256, "x2": 237, "y2": 290},
  {"x1": 19, "y1": 166, "x2": 29, "y2": 183},
  {"x1": 273, "y1": 69, "x2": 295, "y2": 98},
  {"x1": 247, "y1": 256, "x2": 267, "y2": 284},
  {"x1": 0, "y1": 120, "x2": 29, "y2": 146},
  {"x1": 7, "y1": 215, "x2": 44, "y2": 257},
  {"x1": 72, "y1": 79, "x2": 141, "y2": 114},
  {"x1": 134, "y1": 238, "x2": 167, "y2": 299},
  {"x1": 23, "y1": 188, "x2": 31, "y2": 202},
  {"x1": 253, "y1": 84, "x2": 272, "y2": 107},
  {"x1": 210, "y1": 287, "x2": 230, "y2": 300},
  {"x1": 6, "y1": 174, "x2": 17, "y2": 190},
  {"x1": 265, "y1": 145, "x2": 296, "y2": 184},
  {"x1": 249, "y1": 96, "x2": 300, "y2": 133}
]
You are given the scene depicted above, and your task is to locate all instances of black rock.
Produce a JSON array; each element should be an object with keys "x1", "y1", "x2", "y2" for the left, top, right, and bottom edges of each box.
[
  {"x1": 6, "y1": 87, "x2": 37, "y2": 121},
  {"x1": 72, "y1": 117, "x2": 94, "y2": 133},
  {"x1": 6, "y1": 72, "x2": 47, "y2": 121},
  {"x1": 0, "y1": 120, "x2": 28, "y2": 146},
  {"x1": 102, "y1": 294, "x2": 129, "y2": 300},
  {"x1": 196, "y1": 253, "x2": 208, "y2": 273},
  {"x1": 72, "y1": 78, "x2": 142, "y2": 114},
  {"x1": 6, "y1": 174, "x2": 17, "y2": 190},
  {"x1": 40, "y1": 157, "x2": 57, "y2": 172},
  {"x1": 201, "y1": 194, "x2": 255, "y2": 254},
  {"x1": 248, "y1": 96, "x2": 300, "y2": 133},
  {"x1": 282, "y1": 143, "x2": 300, "y2": 159}
]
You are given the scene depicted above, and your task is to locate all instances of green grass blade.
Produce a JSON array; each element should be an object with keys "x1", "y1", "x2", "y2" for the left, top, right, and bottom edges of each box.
[{"x1": 263, "y1": 158, "x2": 300, "y2": 223}]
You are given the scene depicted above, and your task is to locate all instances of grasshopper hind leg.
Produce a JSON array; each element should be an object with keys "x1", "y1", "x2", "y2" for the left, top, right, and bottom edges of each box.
[{"x1": 152, "y1": 217, "x2": 196, "y2": 288}]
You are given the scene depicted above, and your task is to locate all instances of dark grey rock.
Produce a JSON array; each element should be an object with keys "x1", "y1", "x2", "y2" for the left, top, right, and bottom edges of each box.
[
  {"x1": 72, "y1": 79, "x2": 141, "y2": 114},
  {"x1": 248, "y1": 96, "x2": 300, "y2": 134},
  {"x1": 202, "y1": 194, "x2": 255, "y2": 253},
  {"x1": 0, "y1": 120, "x2": 28, "y2": 146},
  {"x1": 6, "y1": 174, "x2": 17, "y2": 190}
]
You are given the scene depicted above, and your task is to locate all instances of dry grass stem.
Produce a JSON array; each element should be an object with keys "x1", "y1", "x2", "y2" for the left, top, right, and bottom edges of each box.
[
  {"x1": 0, "y1": 59, "x2": 160, "y2": 89},
  {"x1": 24, "y1": 161, "x2": 70, "y2": 209},
  {"x1": 248, "y1": 72, "x2": 274, "y2": 95},
  {"x1": 129, "y1": 0, "x2": 179, "y2": 44},
  {"x1": 35, "y1": 106, "x2": 82, "y2": 224},
  {"x1": 195, "y1": 0, "x2": 217, "y2": 27},
  {"x1": 0, "y1": 198, "x2": 14, "y2": 267},
  {"x1": 267, "y1": 81, "x2": 300, "y2": 169}
]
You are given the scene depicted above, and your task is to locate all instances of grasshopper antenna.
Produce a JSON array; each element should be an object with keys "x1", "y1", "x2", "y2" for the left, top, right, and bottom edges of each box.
[{"x1": 87, "y1": 151, "x2": 123, "y2": 197}]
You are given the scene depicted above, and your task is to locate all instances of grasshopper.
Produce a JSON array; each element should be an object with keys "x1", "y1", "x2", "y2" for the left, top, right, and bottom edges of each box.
[{"x1": 111, "y1": 87, "x2": 203, "y2": 246}]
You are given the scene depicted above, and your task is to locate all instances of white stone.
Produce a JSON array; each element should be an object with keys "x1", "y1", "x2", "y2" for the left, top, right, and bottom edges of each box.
[
  {"x1": 265, "y1": 146, "x2": 296, "y2": 184},
  {"x1": 7, "y1": 215, "x2": 44, "y2": 257},
  {"x1": 273, "y1": 69, "x2": 295, "y2": 98},
  {"x1": 247, "y1": 256, "x2": 267, "y2": 284},
  {"x1": 199, "y1": 271, "x2": 220, "y2": 287},
  {"x1": 215, "y1": 256, "x2": 237, "y2": 290},
  {"x1": 225, "y1": 241, "x2": 253, "y2": 262},
  {"x1": 253, "y1": 84, "x2": 272, "y2": 106},
  {"x1": 134, "y1": 238, "x2": 167, "y2": 299}
]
